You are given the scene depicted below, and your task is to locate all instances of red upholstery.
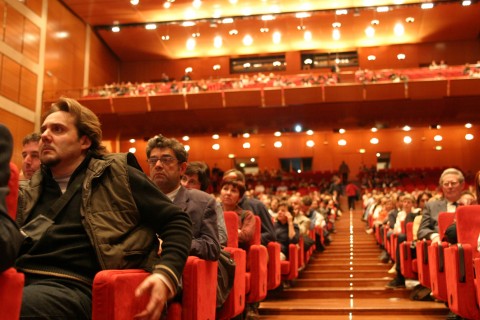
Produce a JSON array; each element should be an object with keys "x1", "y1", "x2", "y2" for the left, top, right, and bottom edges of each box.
[
  {"x1": 416, "y1": 239, "x2": 431, "y2": 288},
  {"x1": 297, "y1": 236, "x2": 305, "y2": 269},
  {"x1": 444, "y1": 205, "x2": 480, "y2": 320},
  {"x1": 428, "y1": 212, "x2": 455, "y2": 301},
  {"x1": 0, "y1": 268, "x2": 24, "y2": 320},
  {"x1": 474, "y1": 257, "x2": 480, "y2": 309},
  {"x1": 92, "y1": 256, "x2": 218, "y2": 320},
  {"x1": 267, "y1": 241, "x2": 281, "y2": 290},
  {"x1": 245, "y1": 216, "x2": 268, "y2": 304},
  {"x1": 399, "y1": 223, "x2": 417, "y2": 279},
  {"x1": 281, "y1": 244, "x2": 299, "y2": 281},
  {"x1": 0, "y1": 163, "x2": 23, "y2": 320},
  {"x1": 217, "y1": 211, "x2": 247, "y2": 319}
]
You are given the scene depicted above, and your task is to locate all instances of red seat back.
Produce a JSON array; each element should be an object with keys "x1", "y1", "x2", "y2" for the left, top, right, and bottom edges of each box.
[
  {"x1": 224, "y1": 211, "x2": 239, "y2": 248},
  {"x1": 438, "y1": 211, "x2": 455, "y2": 240}
]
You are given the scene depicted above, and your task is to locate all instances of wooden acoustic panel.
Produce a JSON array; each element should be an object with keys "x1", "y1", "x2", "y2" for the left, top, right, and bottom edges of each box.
[
  {"x1": 324, "y1": 84, "x2": 363, "y2": 102},
  {"x1": 113, "y1": 96, "x2": 148, "y2": 114},
  {"x1": 78, "y1": 97, "x2": 113, "y2": 114},
  {"x1": 224, "y1": 90, "x2": 262, "y2": 108},
  {"x1": 284, "y1": 86, "x2": 322, "y2": 106},
  {"x1": 449, "y1": 79, "x2": 480, "y2": 97},
  {"x1": 263, "y1": 88, "x2": 283, "y2": 108},
  {"x1": 408, "y1": 80, "x2": 447, "y2": 100},
  {"x1": 186, "y1": 92, "x2": 223, "y2": 109},
  {"x1": 149, "y1": 94, "x2": 185, "y2": 111},
  {"x1": 365, "y1": 82, "x2": 406, "y2": 101}
]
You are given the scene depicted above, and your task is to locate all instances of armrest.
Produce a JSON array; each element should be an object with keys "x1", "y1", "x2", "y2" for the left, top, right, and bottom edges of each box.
[
  {"x1": 0, "y1": 268, "x2": 24, "y2": 320},
  {"x1": 217, "y1": 247, "x2": 246, "y2": 320},
  {"x1": 267, "y1": 241, "x2": 281, "y2": 290},
  {"x1": 246, "y1": 244, "x2": 268, "y2": 303}
]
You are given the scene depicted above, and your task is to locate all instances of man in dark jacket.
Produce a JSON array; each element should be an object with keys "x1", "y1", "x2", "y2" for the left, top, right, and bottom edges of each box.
[
  {"x1": 0, "y1": 124, "x2": 24, "y2": 273},
  {"x1": 15, "y1": 98, "x2": 192, "y2": 320}
]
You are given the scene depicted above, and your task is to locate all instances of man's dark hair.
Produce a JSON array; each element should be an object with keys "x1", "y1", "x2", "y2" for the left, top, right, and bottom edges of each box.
[
  {"x1": 185, "y1": 161, "x2": 210, "y2": 191},
  {"x1": 146, "y1": 134, "x2": 188, "y2": 163},
  {"x1": 22, "y1": 132, "x2": 41, "y2": 146},
  {"x1": 42, "y1": 97, "x2": 107, "y2": 157}
]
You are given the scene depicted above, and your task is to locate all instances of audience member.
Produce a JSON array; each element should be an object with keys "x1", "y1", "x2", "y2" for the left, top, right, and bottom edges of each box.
[
  {"x1": 181, "y1": 161, "x2": 228, "y2": 246},
  {"x1": 146, "y1": 135, "x2": 220, "y2": 261},
  {"x1": 15, "y1": 98, "x2": 192, "y2": 319},
  {"x1": 0, "y1": 124, "x2": 24, "y2": 272},
  {"x1": 20, "y1": 132, "x2": 41, "y2": 181},
  {"x1": 274, "y1": 201, "x2": 300, "y2": 260}
]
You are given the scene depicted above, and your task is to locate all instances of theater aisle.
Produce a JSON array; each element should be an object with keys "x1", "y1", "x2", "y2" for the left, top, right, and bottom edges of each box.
[{"x1": 257, "y1": 209, "x2": 449, "y2": 319}]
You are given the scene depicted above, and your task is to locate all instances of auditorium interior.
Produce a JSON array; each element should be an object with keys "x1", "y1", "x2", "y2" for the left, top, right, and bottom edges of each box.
[{"x1": 1, "y1": 0, "x2": 480, "y2": 319}]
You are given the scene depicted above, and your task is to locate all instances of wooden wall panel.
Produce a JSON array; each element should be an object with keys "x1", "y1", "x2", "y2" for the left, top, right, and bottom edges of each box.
[
  {"x1": 224, "y1": 90, "x2": 262, "y2": 108},
  {"x1": 4, "y1": 4, "x2": 23, "y2": 52},
  {"x1": 263, "y1": 88, "x2": 283, "y2": 107},
  {"x1": 78, "y1": 97, "x2": 113, "y2": 114},
  {"x1": 0, "y1": 3, "x2": 4, "y2": 42},
  {"x1": 149, "y1": 94, "x2": 185, "y2": 111},
  {"x1": 449, "y1": 79, "x2": 480, "y2": 97},
  {"x1": 408, "y1": 80, "x2": 447, "y2": 99},
  {"x1": 365, "y1": 82, "x2": 406, "y2": 101},
  {"x1": 186, "y1": 92, "x2": 223, "y2": 109},
  {"x1": 324, "y1": 84, "x2": 363, "y2": 102},
  {"x1": 284, "y1": 87, "x2": 322, "y2": 106},
  {"x1": 19, "y1": 67, "x2": 37, "y2": 110},
  {"x1": 88, "y1": 29, "x2": 119, "y2": 87},
  {"x1": 26, "y1": 0, "x2": 43, "y2": 16},
  {"x1": 0, "y1": 55, "x2": 21, "y2": 102},
  {"x1": 113, "y1": 96, "x2": 148, "y2": 114},
  {"x1": 22, "y1": 17, "x2": 40, "y2": 63}
]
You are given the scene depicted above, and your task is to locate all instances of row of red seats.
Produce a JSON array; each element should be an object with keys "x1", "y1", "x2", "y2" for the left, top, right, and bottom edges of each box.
[{"x1": 0, "y1": 163, "x2": 318, "y2": 319}]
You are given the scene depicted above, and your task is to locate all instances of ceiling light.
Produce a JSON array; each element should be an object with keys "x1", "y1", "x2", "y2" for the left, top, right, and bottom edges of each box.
[
  {"x1": 229, "y1": 29, "x2": 238, "y2": 35},
  {"x1": 192, "y1": 32, "x2": 200, "y2": 37},
  {"x1": 394, "y1": 23, "x2": 405, "y2": 36},
  {"x1": 370, "y1": 137, "x2": 379, "y2": 144},
  {"x1": 434, "y1": 134, "x2": 443, "y2": 141},
  {"x1": 130, "y1": 0, "x2": 139, "y2": 5},
  {"x1": 129, "y1": 147, "x2": 137, "y2": 153},
  {"x1": 435, "y1": 145, "x2": 442, "y2": 151},
  {"x1": 228, "y1": 154, "x2": 235, "y2": 159},
  {"x1": 274, "y1": 141, "x2": 282, "y2": 148},
  {"x1": 306, "y1": 140, "x2": 315, "y2": 147},
  {"x1": 332, "y1": 22, "x2": 341, "y2": 28},
  {"x1": 274, "y1": 131, "x2": 282, "y2": 137},
  {"x1": 129, "y1": 138, "x2": 136, "y2": 143},
  {"x1": 332, "y1": 29, "x2": 341, "y2": 40},
  {"x1": 403, "y1": 136, "x2": 412, "y2": 144},
  {"x1": 145, "y1": 24, "x2": 157, "y2": 30},
  {"x1": 304, "y1": 58, "x2": 313, "y2": 64},
  {"x1": 212, "y1": 134, "x2": 219, "y2": 139},
  {"x1": 402, "y1": 125, "x2": 411, "y2": 131},
  {"x1": 214, "y1": 36, "x2": 222, "y2": 48},
  {"x1": 465, "y1": 123, "x2": 473, "y2": 128},
  {"x1": 371, "y1": 127, "x2": 378, "y2": 132},
  {"x1": 405, "y1": 17, "x2": 415, "y2": 23},
  {"x1": 182, "y1": 136, "x2": 189, "y2": 141},
  {"x1": 163, "y1": 2, "x2": 171, "y2": 9},
  {"x1": 462, "y1": 0, "x2": 472, "y2": 6},
  {"x1": 243, "y1": 34, "x2": 253, "y2": 46},
  {"x1": 376, "y1": 6, "x2": 389, "y2": 12},
  {"x1": 368, "y1": 55, "x2": 376, "y2": 61},
  {"x1": 111, "y1": 26, "x2": 120, "y2": 32},
  {"x1": 365, "y1": 26, "x2": 375, "y2": 38},
  {"x1": 182, "y1": 21, "x2": 196, "y2": 27},
  {"x1": 306, "y1": 130, "x2": 314, "y2": 135},
  {"x1": 359, "y1": 149, "x2": 366, "y2": 154},
  {"x1": 243, "y1": 62, "x2": 251, "y2": 68},
  {"x1": 339, "y1": 128, "x2": 346, "y2": 134},
  {"x1": 184, "y1": 145, "x2": 190, "y2": 152},
  {"x1": 273, "y1": 61, "x2": 281, "y2": 67},
  {"x1": 336, "y1": 9, "x2": 348, "y2": 15},
  {"x1": 161, "y1": 35, "x2": 170, "y2": 40},
  {"x1": 397, "y1": 53, "x2": 406, "y2": 60},
  {"x1": 239, "y1": 163, "x2": 245, "y2": 168},
  {"x1": 213, "y1": 64, "x2": 221, "y2": 70},
  {"x1": 376, "y1": 152, "x2": 381, "y2": 157},
  {"x1": 261, "y1": 15, "x2": 275, "y2": 21},
  {"x1": 304, "y1": 30, "x2": 312, "y2": 41},
  {"x1": 338, "y1": 139, "x2": 347, "y2": 146},
  {"x1": 297, "y1": 25, "x2": 306, "y2": 31},
  {"x1": 465, "y1": 133, "x2": 474, "y2": 140},
  {"x1": 294, "y1": 124, "x2": 302, "y2": 132},
  {"x1": 371, "y1": 19, "x2": 380, "y2": 25},
  {"x1": 250, "y1": 158, "x2": 255, "y2": 163},
  {"x1": 421, "y1": 3, "x2": 434, "y2": 9},
  {"x1": 212, "y1": 143, "x2": 220, "y2": 150},
  {"x1": 243, "y1": 142, "x2": 251, "y2": 149},
  {"x1": 243, "y1": 133, "x2": 250, "y2": 138},
  {"x1": 186, "y1": 38, "x2": 196, "y2": 50},
  {"x1": 272, "y1": 31, "x2": 281, "y2": 44},
  {"x1": 260, "y1": 27, "x2": 269, "y2": 32},
  {"x1": 222, "y1": 18, "x2": 234, "y2": 24},
  {"x1": 295, "y1": 12, "x2": 311, "y2": 19},
  {"x1": 192, "y1": 0, "x2": 201, "y2": 9}
]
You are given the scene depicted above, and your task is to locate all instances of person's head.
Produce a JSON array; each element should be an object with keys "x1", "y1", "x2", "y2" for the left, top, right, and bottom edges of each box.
[
  {"x1": 146, "y1": 134, "x2": 188, "y2": 194},
  {"x1": 458, "y1": 190, "x2": 477, "y2": 206},
  {"x1": 301, "y1": 195, "x2": 313, "y2": 213},
  {"x1": 220, "y1": 171, "x2": 246, "y2": 209},
  {"x1": 439, "y1": 168, "x2": 465, "y2": 202},
  {"x1": 40, "y1": 98, "x2": 104, "y2": 174},
  {"x1": 474, "y1": 170, "x2": 480, "y2": 200},
  {"x1": 21, "y1": 132, "x2": 41, "y2": 179},
  {"x1": 276, "y1": 201, "x2": 292, "y2": 224},
  {"x1": 401, "y1": 194, "x2": 416, "y2": 212},
  {"x1": 181, "y1": 161, "x2": 210, "y2": 191},
  {"x1": 416, "y1": 192, "x2": 432, "y2": 209}
]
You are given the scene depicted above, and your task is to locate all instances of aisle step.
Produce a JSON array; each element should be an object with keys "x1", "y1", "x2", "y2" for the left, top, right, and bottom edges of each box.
[{"x1": 269, "y1": 286, "x2": 411, "y2": 299}]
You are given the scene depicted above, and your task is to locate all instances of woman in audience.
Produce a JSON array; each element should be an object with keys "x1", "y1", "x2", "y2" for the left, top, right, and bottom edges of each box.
[
  {"x1": 274, "y1": 201, "x2": 300, "y2": 260},
  {"x1": 219, "y1": 174, "x2": 255, "y2": 250}
]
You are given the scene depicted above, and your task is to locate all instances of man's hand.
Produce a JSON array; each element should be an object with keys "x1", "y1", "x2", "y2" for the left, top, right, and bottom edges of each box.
[
  {"x1": 431, "y1": 234, "x2": 441, "y2": 245},
  {"x1": 134, "y1": 274, "x2": 169, "y2": 320}
]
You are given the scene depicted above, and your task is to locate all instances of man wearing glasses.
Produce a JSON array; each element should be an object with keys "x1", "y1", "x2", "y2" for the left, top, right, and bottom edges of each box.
[
  {"x1": 146, "y1": 134, "x2": 221, "y2": 261},
  {"x1": 417, "y1": 168, "x2": 465, "y2": 244}
]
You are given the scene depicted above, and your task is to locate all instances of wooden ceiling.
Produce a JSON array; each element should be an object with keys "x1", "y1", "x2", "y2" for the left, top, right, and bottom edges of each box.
[{"x1": 61, "y1": 0, "x2": 480, "y2": 61}]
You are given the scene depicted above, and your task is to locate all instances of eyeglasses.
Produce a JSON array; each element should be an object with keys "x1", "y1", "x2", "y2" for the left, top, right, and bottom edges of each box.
[
  {"x1": 442, "y1": 181, "x2": 460, "y2": 188},
  {"x1": 147, "y1": 156, "x2": 178, "y2": 166}
]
